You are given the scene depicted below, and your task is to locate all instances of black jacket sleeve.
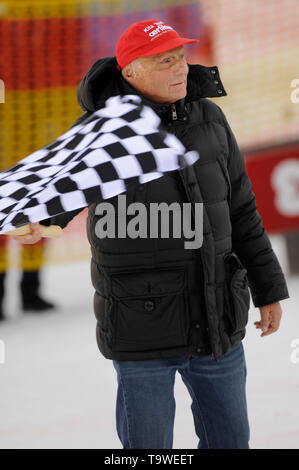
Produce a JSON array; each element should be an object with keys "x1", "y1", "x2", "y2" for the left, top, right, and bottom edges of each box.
[
  {"x1": 218, "y1": 106, "x2": 290, "y2": 308},
  {"x1": 39, "y1": 111, "x2": 92, "y2": 230}
]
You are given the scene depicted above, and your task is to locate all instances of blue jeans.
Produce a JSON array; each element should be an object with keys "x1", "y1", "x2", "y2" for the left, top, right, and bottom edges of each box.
[{"x1": 112, "y1": 341, "x2": 250, "y2": 449}]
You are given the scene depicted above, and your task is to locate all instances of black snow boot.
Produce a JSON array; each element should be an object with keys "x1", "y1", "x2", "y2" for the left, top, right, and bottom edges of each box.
[{"x1": 20, "y1": 270, "x2": 56, "y2": 312}]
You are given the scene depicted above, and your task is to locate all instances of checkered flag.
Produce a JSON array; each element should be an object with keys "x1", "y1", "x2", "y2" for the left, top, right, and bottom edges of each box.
[{"x1": 0, "y1": 94, "x2": 199, "y2": 234}]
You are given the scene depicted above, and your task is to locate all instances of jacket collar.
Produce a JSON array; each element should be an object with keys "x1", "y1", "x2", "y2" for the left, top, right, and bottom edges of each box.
[{"x1": 76, "y1": 56, "x2": 227, "y2": 115}]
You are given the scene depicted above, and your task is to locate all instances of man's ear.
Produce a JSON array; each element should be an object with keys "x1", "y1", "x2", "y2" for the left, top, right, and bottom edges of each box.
[{"x1": 123, "y1": 64, "x2": 136, "y2": 80}]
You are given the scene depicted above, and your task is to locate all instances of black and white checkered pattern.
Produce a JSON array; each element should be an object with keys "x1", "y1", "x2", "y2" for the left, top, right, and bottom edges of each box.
[{"x1": 0, "y1": 94, "x2": 199, "y2": 234}]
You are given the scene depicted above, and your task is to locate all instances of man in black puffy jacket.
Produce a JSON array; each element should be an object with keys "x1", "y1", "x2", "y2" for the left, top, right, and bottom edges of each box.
[{"x1": 13, "y1": 20, "x2": 289, "y2": 449}]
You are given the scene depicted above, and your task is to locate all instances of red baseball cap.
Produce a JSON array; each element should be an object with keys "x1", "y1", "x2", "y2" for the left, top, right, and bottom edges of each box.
[{"x1": 116, "y1": 19, "x2": 198, "y2": 69}]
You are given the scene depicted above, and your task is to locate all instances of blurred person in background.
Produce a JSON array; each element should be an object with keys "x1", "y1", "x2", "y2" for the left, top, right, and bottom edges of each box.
[
  {"x1": 0, "y1": 235, "x2": 56, "y2": 321},
  {"x1": 9, "y1": 20, "x2": 289, "y2": 449}
]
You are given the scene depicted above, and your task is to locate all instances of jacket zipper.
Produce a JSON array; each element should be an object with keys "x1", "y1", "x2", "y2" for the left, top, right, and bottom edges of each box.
[
  {"x1": 177, "y1": 167, "x2": 218, "y2": 362},
  {"x1": 171, "y1": 104, "x2": 178, "y2": 120}
]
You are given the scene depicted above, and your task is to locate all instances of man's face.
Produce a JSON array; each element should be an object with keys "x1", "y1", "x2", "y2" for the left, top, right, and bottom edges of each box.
[{"x1": 123, "y1": 46, "x2": 189, "y2": 104}]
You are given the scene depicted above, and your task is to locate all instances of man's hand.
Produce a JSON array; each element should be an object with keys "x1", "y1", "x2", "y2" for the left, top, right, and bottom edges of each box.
[
  {"x1": 254, "y1": 302, "x2": 282, "y2": 337},
  {"x1": 10, "y1": 222, "x2": 43, "y2": 244}
]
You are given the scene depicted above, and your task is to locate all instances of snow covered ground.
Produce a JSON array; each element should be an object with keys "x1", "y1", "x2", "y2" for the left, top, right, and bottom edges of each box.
[{"x1": 0, "y1": 235, "x2": 298, "y2": 449}]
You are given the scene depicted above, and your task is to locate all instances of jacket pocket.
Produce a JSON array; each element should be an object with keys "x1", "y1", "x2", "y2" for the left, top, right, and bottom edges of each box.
[
  {"x1": 223, "y1": 252, "x2": 250, "y2": 335},
  {"x1": 109, "y1": 267, "x2": 190, "y2": 352},
  {"x1": 216, "y1": 155, "x2": 232, "y2": 210}
]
